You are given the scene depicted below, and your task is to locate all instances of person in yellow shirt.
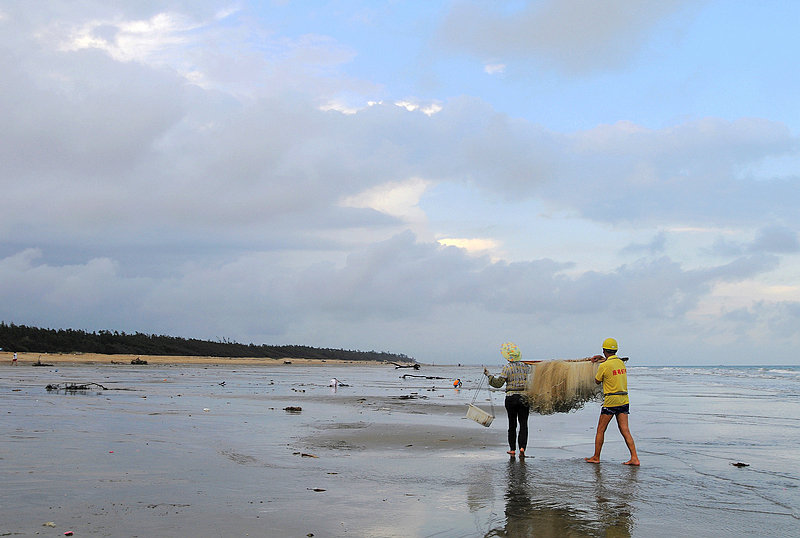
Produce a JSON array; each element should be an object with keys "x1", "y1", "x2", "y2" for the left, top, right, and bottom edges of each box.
[{"x1": 584, "y1": 338, "x2": 640, "y2": 466}]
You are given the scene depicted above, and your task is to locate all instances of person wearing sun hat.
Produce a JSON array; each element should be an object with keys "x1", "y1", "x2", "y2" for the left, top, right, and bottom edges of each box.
[{"x1": 484, "y1": 342, "x2": 532, "y2": 457}]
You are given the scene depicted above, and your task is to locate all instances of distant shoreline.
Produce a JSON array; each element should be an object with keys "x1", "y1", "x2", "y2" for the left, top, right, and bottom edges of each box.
[
  {"x1": 5, "y1": 353, "x2": 794, "y2": 368},
  {"x1": 0, "y1": 351, "x2": 398, "y2": 366}
]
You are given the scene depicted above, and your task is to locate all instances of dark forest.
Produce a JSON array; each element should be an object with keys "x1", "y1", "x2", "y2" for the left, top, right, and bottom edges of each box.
[{"x1": 0, "y1": 322, "x2": 414, "y2": 363}]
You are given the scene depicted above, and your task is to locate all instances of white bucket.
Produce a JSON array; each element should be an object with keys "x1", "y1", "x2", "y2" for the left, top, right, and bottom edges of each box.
[{"x1": 466, "y1": 404, "x2": 494, "y2": 427}]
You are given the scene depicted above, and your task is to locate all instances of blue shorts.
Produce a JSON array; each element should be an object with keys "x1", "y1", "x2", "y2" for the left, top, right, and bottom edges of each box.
[{"x1": 601, "y1": 404, "x2": 629, "y2": 416}]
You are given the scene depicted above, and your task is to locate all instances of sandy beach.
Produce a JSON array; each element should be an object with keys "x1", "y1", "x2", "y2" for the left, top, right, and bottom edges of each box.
[
  {"x1": 1, "y1": 350, "x2": 395, "y2": 366},
  {"x1": 1, "y1": 362, "x2": 797, "y2": 537}
]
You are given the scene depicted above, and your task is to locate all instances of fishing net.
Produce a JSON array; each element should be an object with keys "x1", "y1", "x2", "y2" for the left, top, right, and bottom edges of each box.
[{"x1": 525, "y1": 360, "x2": 602, "y2": 415}]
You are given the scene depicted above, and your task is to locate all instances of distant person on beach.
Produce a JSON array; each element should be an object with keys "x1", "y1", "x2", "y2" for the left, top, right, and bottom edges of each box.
[
  {"x1": 453, "y1": 379, "x2": 462, "y2": 388},
  {"x1": 329, "y1": 378, "x2": 339, "y2": 389},
  {"x1": 585, "y1": 338, "x2": 640, "y2": 466},
  {"x1": 12, "y1": 352, "x2": 17, "y2": 365},
  {"x1": 484, "y1": 343, "x2": 531, "y2": 457}
]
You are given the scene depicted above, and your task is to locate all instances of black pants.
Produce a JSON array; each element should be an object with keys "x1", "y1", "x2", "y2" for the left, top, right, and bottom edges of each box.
[{"x1": 505, "y1": 393, "x2": 529, "y2": 451}]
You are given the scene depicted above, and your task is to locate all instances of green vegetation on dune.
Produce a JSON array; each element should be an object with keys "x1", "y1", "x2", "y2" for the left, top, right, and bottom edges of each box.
[{"x1": 0, "y1": 322, "x2": 414, "y2": 363}]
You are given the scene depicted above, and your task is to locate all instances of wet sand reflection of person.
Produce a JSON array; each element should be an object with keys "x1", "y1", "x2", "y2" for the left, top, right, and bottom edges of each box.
[
  {"x1": 484, "y1": 461, "x2": 636, "y2": 537},
  {"x1": 589, "y1": 463, "x2": 637, "y2": 538},
  {"x1": 491, "y1": 459, "x2": 536, "y2": 537}
]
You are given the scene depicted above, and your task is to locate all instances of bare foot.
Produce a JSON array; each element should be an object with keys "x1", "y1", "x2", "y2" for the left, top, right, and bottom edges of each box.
[
  {"x1": 623, "y1": 459, "x2": 640, "y2": 466},
  {"x1": 584, "y1": 457, "x2": 600, "y2": 464},
  {"x1": 506, "y1": 450, "x2": 515, "y2": 456}
]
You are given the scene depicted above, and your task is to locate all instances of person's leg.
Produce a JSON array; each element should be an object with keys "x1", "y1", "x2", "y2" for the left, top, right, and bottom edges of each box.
[
  {"x1": 505, "y1": 395, "x2": 519, "y2": 454},
  {"x1": 585, "y1": 413, "x2": 614, "y2": 463},
  {"x1": 615, "y1": 412, "x2": 640, "y2": 466},
  {"x1": 516, "y1": 397, "x2": 530, "y2": 455}
]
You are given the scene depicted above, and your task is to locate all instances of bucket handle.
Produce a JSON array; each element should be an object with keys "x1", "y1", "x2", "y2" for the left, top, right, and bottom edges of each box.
[{"x1": 471, "y1": 370, "x2": 495, "y2": 417}]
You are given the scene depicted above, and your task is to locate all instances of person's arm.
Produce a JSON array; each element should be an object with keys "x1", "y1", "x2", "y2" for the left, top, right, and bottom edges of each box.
[
  {"x1": 483, "y1": 367, "x2": 507, "y2": 388},
  {"x1": 592, "y1": 359, "x2": 603, "y2": 385}
]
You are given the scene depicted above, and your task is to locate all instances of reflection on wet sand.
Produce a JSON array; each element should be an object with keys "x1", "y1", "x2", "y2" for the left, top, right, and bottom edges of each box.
[
  {"x1": 484, "y1": 458, "x2": 636, "y2": 537},
  {"x1": 590, "y1": 464, "x2": 637, "y2": 538}
]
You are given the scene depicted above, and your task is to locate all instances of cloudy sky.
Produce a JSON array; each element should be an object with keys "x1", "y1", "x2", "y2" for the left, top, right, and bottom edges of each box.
[{"x1": 2, "y1": 1, "x2": 798, "y2": 366}]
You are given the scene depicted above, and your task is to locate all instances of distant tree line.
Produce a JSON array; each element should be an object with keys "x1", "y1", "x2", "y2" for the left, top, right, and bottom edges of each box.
[{"x1": 0, "y1": 322, "x2": 415, "y2": 363}]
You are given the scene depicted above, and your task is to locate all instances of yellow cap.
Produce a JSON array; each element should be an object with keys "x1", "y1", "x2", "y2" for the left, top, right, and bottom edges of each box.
[{"x1": 602, "y1": 337, "x2": 618, "y2": 351}]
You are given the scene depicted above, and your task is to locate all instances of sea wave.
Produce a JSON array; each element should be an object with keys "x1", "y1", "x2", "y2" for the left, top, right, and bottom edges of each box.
[{"x1": 633, "y1": 365, "x2": 800, "y2": 384}]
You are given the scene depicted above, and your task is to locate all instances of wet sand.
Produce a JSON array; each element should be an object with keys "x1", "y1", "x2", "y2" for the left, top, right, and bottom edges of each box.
[{"x1": 1, "y1": 363, "x2": 797, "y2": 537}]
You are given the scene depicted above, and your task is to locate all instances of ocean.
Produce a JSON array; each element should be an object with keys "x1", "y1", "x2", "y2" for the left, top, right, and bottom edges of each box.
[{"x1": 1, "y1": 363, "x2": 797, "y2": 537}]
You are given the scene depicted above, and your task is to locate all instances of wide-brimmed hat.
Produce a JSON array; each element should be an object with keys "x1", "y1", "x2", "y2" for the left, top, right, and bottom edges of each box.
[{"x1": 500, "y1": 342, "x2": 521, "y2": 361}]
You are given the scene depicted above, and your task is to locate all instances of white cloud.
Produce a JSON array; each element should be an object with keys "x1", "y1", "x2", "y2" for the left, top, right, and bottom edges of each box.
[
  {"x1": 437, "y1": 237, "x2": 499, "y2": 253},
  {"x1": 394, "y1": 99, "x2": 443, "y2": 116},
  {"x1": 55, "y1": 12, "x2": 207, "y2": 63},
  {"x1": 319, "y1": 100, "x2": 361, "y2": 115},
  {"x1": 484, "y1": 63, "x2": 505, "y2": 75},
  {"x1": 340, "y1": 178, "x2": 431, "y2": 236}
]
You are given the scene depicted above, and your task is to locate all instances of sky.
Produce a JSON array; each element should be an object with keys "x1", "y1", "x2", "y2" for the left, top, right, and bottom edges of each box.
[{"x1": 1, "y1": 1, "x2": 799, "y2": 366}]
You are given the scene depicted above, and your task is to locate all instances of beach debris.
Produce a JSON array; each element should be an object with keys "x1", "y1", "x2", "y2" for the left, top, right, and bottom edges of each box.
[
  {"x1": 43, "y1": 522, "x2": 56, "y2": 527},
  {"x1": 46, "y1": 382, "x2": 104, "y2": 392},
  {"x1": 218, "y1": 381, "x2": 226, "y2": 386},
  {"x1": 203, "y1": 408, "x2": 210, "y2": 412},
  {"x1": 283, "y1": 360, "x2": 292, "y2": 364},
  {"x1": 293, "y1": 452, "x2": 318, "y2": 458},
  {"x1": 64, "y1": 532, "x2": 74, "y2": 536},
  {"x1": 46, "y1": 382, "x2": 135, "y2": 393},
  {"x1": 130, "y1": 357, "x2": 148, "y2": 365},
  {"x1": 328, "y1": 378, "x2": 350, "y2": 387},
  {"x1": 391, "y1": 362, "x2": 420, "y2": 369},
  {"x1": 400, "y1": 374, "x2": 445, "y2": 379},
  {"x1": 308, "y1": 487, "x2": 326, "y2": 492},
  {"x1": 731, "y1": 462, "x2": 750, "y2": 467},
  {"x1": 33, "y1": 357, "x2": 54, "y2": 367},
  {"x1": 397, "y1": 394, "x2": 429, "y2": 400},
  {"x1": 284, "y1": 406, "x2": 302, "y2": 413}
]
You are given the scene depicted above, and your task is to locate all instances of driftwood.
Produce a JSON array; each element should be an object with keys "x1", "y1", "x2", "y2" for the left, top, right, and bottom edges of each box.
[
  {"x1": 400, "y1": 374, "x2": 446, "y2": 380},
  {"x1": 45, "y1": 382, "x2": 134, "y2": 392},
  {"x1": 391, "y1": 362, "x2": 420, "y2": 370},
  {"x1": 131, "y1": 357, "x2": 148, "y2": 365}
]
